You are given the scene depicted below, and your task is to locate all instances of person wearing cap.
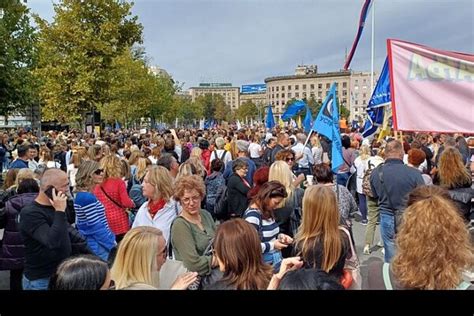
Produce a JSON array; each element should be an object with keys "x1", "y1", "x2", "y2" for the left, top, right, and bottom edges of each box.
[{"x1": 222, "y1": 140, "x2": 256, "y2": 187}]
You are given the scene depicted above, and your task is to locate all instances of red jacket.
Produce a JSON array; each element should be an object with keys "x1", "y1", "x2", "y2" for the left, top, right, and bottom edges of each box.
[{"x1": 93, "y1": 178, "x2": 135, "y2": 235}]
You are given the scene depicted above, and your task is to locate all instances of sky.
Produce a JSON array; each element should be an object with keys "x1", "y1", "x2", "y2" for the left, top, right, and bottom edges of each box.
[{"x1": 26, "y1": 0, "x2": 474, "y2": 89}]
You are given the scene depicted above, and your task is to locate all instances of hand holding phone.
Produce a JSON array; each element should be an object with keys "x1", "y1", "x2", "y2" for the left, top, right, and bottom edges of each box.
[{"x1": 45, "y1": 185, "x2": 67, "y2": 212}]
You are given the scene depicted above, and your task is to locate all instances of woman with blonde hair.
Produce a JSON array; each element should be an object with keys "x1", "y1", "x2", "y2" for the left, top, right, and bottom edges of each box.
[
  {"x1": 310, "y1": 135, "x2": 323, "y2": 165},
  {"x1": 132, "y1": 166, "x2": 180, "y2": 244},
  {"x1": 293, "y1": 185, "x2": 350, "y2": 281},
  {"x1": 74, "y1": 160, "x2": 116, "y2": 261},
  {"x1": 111, "y1": 226, "x2": 197, "y2": 290},
  {"x1": 93, "y1": 155, "x2": 135, "y2": 242},
  {"x1": 435, "y1": 147, "x2": 473, "y2": 221},
  {"x1": 269, "y1": 161, "x2": 304, "y2": 258},
  {"x1": 368, "y1": 185, "x2": 473, "y2": 290},
  {"x1": 87, "y1": 144, "x2": 103, "y2": 162},
  {"x1": 176, "y1": 157, "x2": 207, "y2": 181}
]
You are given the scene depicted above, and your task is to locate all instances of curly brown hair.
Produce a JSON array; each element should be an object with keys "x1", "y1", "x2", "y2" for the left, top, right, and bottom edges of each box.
[
  {"x1": 173, "y1": 175, "x2": 206, "y2": 203},
  {"x1": 392, "y1": 189, "x2": 473, "y2": 289}
]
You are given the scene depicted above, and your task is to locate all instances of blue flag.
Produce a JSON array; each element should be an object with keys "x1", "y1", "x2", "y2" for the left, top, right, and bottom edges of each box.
[
  {"x1": 312, "y1": 83, "x2": 344, "y2": 172},
  {"x1": 265, "y1": 105, "x2": 275, "y2": 129},
  {"x1": 303, "y1": 106, "x2": 313, "y2": 133},
  {"x1": 281, "y1": 100, "x2": 306, "y2": 120},
  {"x1": 362, "y1": 57, "x2": 391, "y2": 138}
]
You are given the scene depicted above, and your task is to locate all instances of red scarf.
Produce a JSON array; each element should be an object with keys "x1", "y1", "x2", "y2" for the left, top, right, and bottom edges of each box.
[{"x1": 148, "y1": 199, "x2": 167, "y2": 219}]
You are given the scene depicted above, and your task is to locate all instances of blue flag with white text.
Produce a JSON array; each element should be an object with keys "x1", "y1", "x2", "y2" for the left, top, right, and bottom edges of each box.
[
  {"x1": 362, "y1": 57, "x2": 391, "y2": 138},
  {"x1": 312, "y1": 83, "x2": 344, "y2": 172}
]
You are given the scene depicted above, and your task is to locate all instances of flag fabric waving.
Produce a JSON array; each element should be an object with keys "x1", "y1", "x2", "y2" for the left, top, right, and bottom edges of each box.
[
  {"x1": 303, "y1": 106, "x2": 313, "y2": 133},
  {"x1": 312, "y1": 83, "x2": 344, "y2": 172},
  {"x1": 281, "y1": 100, "x2": 307, "y2": 120},
  {"x1": 362, "y1": 57, "x2": 391, "y2": 137},
  {"x1": 266, "y1": 105, "x2": 276, "y2": 129},
  {"x1": 387, "y1": 39, "x2": 474, "y2": 133},
  {"x1": 344, "y1": 0, "x2": 373, "y2": 70}
]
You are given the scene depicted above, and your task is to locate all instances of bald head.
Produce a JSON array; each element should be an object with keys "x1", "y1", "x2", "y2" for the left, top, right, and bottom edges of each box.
[
  {"x1": 40, "y1": 169, "x2": 69, "y2": 192},
  {"x1": 384, "y1": 140, "x2": 404, "y2": 160}
]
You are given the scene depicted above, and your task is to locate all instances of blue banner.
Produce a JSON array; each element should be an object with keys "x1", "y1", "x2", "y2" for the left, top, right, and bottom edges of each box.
[
  {"x1": 266, "y1": 105, "x2": 276, "y2": 129},
  {"x1": 312, "y1": 83, "x2": 344, "y2": 172},
  {"x1": 281, "y1": 100, "x2": 306, "y2": 120},
  {"x1": 362, "y1": 57, "x2": 391, "y2": 137},
  {"x1": 241, "y1": 84, "x2": 266, "y2": 94}
]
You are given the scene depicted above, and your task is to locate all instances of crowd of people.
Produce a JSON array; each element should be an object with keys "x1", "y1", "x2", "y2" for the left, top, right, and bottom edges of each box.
[{"x1": 0, "y1": 124, "x2": 471, "y2": 290}]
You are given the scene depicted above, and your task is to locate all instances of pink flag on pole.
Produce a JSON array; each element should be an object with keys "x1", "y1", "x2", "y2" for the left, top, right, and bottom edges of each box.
[{"x1": 387, "y1": 39, "x2": 474, "y2": 134}]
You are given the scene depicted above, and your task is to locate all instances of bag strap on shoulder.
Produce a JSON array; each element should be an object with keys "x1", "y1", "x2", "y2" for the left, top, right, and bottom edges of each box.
[
  {"x1": 339, "y1": 226, "x2": 357, "y2": 262},
  {"x1": 100, "y1": 186, "x2": 125, "y2": 209}
]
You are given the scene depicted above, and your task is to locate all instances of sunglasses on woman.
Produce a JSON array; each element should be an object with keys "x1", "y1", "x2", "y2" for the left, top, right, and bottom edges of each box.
[
  {"x1": 285, "y1": 157, "x2": 295, "y2": 162},
  {"x1": 94, "y1": 169, "x2": 104, "y2": 175}
]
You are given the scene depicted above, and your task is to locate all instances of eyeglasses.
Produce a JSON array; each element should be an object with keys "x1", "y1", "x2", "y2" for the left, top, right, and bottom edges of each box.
[
  {"x1": 181, "y1": 196, "x2": 201, "y2": 204},
  {"x1": 94, "y1": 169, "x2": 104, "y2": 175},
  {"x1": 285, "y1": 157, "x2": 295, "y2": 162}
]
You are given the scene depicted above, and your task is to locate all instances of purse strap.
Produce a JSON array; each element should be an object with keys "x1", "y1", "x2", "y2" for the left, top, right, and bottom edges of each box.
[
  {"x1": 382, "y1": 263, "x2": 393, "y2": 290},
  {"x1": 100, "y1": 185, "x2": 126, "y2": 210},
  {"x1": 339, "y1": 226, "x2": 358, "y2": 263}
]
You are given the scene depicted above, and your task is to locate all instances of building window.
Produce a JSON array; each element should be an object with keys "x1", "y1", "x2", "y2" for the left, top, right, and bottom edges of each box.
[
  {"x1": 295, "y1": 85, "x2": 299, "y2": 90},
  {"x1": 326, "y1": 83, "x2": 330, "y2": 88},
  {"x1": 355, "y1": 100, "x2": 358, "y2": 105},
  {"x1": 343, "y1": 82, "x2": 347, "y2": 88},
  {"x1": 342, "y1": 98, "x2": 347, "y2": 104},
  {"x1": 276, "y1": 93, "x2": 279, "y2": 98},
  {"x1": 355, "y1": 79, "x2": 359, "y2": 84},
  {"x1": 310, "y1": 92, "x2": 315, "y2": 98},
  {"x1": 276, "y1": 101, "x2": 279, "y2": 105},
  {"x1": 302, "y1": 92, "x2": 307, "y2": 98},
  {"x1": 363, "y1": 100, "x2": 366, "y2": 104},
  {"x1": 288, "y1": 92, "x2": 292, "y2": 98},
  {"x1": 282, "y1": 93, "x2": 285, "y2": 98},
  {"x1": 318, "y1": 98, "x2": 322, "y2": 103},
  {"x1": 281, "y1": 86, "x2": 285, "y2": 91},
  {"x1": 276, "y1": 86, "x2": 279, "y2": 92},
  {"x1": 295, "y1": 92, "x2": 300, "y2": 98},
  {"x1": 363, "y1": 79, "x2": 367, "y2": 83},
  {"x1": 272, "y1": 94, "x2": 274, "y2": 99},
  {"x1": 288, "y1": 85, "x2": 292, "y2": 90},
  {"x1": 342, "y1": 90, "x2": 347, "y2": 96},
  {"x1": 282, "y1": 101, "x2": 286, "y2": 105},
  {"x1": 310, "y1": 84, "x2": 315, "y2": 90},
  {"x1": 318, "y1": 84, "x2": 322, "y2": 89},
  {"x1": 302, "y1": 84, "x2": 306, "y2": 90},
  {"x1": 363, "y1": 93, "x2": 366, "y2": 98},
  {"x1": 318, "y1": 91, "x2": 322, "y2": 97},
  {"x1": 272, "y1": 87, "x2": 274, "y2": 92}
]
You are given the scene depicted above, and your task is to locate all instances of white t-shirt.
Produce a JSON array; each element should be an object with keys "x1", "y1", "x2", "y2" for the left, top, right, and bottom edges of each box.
[
  {"x1": 210, "y1": 149, "x2": 232, "y2": 165},
  {"x1": 248, "y1": 143, "x2": 262, "y2": 159}
]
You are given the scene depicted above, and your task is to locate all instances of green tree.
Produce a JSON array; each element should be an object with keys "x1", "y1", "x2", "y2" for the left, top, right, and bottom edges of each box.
[
  {"x1": 235, "y1": 100, "x2": 258, "y2": 121},
  {"x1": 151, "y1": 73, "x2": 176, "y2": 124},
  {"x1": 175, "y1": 97, "x2": 203, "y2": 125},
  {"x1": 34, "y1": 0, "x2": 143, "y2": 124},
  {"x1": 0, "y1": 0, "x2": 39, "y2": 118},
  {"x1": 195, "y1": 93, "x2": 226, "y2": 120},
  {"x1": 101, "y1": 49, "x2": 155, "y2": 127}
]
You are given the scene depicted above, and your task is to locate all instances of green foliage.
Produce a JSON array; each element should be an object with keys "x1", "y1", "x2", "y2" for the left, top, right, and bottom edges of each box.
[
  {"x1": 235, "y1": 100, "x2": 258, "y2": 121},
  {"x1": 34, "y1": 0, "x2": 143, "y2": 123},
  {"x1": 0, "y1": 0, "x2": 39, "y2": 116},
  {"x1": 195, "y1": 93, "x2": 226, "y2": 121}
]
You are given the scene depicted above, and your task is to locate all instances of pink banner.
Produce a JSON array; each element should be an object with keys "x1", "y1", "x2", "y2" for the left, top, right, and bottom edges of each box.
[{"x1": 387, "y1": 39, "x2": 474, "y2": 134}]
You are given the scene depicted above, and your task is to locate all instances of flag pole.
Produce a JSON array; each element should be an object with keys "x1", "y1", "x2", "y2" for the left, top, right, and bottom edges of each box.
[{"x1": 371, "y1": 0, "x2": 375, "y2": 94}]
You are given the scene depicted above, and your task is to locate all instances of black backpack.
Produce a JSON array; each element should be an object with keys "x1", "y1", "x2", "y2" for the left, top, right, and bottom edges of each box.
[
  {"x1": 213, "y1": 185, "x2": 229, "y2": 220},
  {"x1": 213, "y1": 150, "x2": 228, "y2": 172}
]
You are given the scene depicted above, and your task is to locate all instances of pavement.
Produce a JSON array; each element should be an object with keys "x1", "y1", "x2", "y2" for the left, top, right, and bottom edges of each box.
[{"x1": 0, "y1": 212, "x2": 383, "y2": 290}]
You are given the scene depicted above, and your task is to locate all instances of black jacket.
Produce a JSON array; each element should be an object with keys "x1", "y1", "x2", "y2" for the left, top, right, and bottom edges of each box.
[
  {"x1": 448, "y1": 185, "x2": 474, "y2": 221},
  {"x1": 226, "y1": 174, "x2": 250, "y2": 217}
]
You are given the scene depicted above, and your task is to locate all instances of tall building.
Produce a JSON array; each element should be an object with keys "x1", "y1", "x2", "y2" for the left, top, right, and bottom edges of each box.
[
  {"x1": 239, "y1": 84, "x2": 267, "y2": 120},
  {"x1": 189, "y1": 83, "x2": 240, "y2": 110},
  {"x1": 264, "y1": 65, "x2": 376, "y2": 122}
]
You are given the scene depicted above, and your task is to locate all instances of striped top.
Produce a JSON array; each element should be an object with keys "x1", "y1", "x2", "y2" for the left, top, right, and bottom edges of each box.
[
  {"x1": 74, "y1": 191, "x2": 116, "y2": 254},
  {"x1": 243, "y1": 207, "x2": 279, "y2": 254}
]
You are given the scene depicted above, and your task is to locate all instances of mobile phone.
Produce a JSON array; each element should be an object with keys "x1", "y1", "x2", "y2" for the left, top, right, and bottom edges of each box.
[{"x1": 44, "y1": 185, "x2": 56, "y2": 200}]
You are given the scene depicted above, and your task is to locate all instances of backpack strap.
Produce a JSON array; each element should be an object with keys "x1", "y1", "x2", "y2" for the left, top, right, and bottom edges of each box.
[
  {"x1": 382, "y1": 262, "x2": 393, "y2": 290},
  {"x1": 220, "y1": 150, "x2": 227, "y2": 161}
]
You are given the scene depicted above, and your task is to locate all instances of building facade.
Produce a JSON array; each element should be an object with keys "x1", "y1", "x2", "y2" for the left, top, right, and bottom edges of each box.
[
  {"x1": 264, "y1": 65, "x2": 376, "y2": 122},
  {"x1": 189, "y1": 83, "x2": 240, "y2": 110}
]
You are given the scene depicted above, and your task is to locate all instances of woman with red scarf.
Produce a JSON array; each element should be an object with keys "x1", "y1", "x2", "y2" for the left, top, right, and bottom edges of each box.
[{"x1": 131, "y1": 166, "x2": 181, "y2": 244}]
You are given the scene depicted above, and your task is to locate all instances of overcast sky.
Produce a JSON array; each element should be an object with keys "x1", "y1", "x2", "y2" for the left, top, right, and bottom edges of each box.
[{"x1": 27, "y1": 0, "x2": 474, "y2": 89}]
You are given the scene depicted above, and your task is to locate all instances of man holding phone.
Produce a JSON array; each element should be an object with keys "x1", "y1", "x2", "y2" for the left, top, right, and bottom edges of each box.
[{"x1": 19, "y1": 169, "x2": 72, "y2": 290}]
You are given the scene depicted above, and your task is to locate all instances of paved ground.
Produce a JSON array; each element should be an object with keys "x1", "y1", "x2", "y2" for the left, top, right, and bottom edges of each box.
[{"x1": 0, "y1": 213, "x2": 383, "y2": 290}]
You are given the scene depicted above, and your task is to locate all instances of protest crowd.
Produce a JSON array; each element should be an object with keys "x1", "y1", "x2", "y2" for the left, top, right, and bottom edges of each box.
[{"x1": 0, "y1": 123, "x2": 472, "y2": 291}]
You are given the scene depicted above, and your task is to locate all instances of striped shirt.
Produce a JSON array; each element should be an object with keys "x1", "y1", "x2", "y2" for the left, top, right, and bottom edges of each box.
[
  {"x1": 243, "y1": 207, "x2": 279, "y2": 254},
  {"x1": 75, "y1": 192, "x2": 111, "y2": 228}
]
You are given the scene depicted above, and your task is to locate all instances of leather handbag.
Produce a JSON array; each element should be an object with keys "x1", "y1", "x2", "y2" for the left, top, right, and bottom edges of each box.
[{"x1": 339, "y1": 226, "x2": 362, "y2": 290}]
